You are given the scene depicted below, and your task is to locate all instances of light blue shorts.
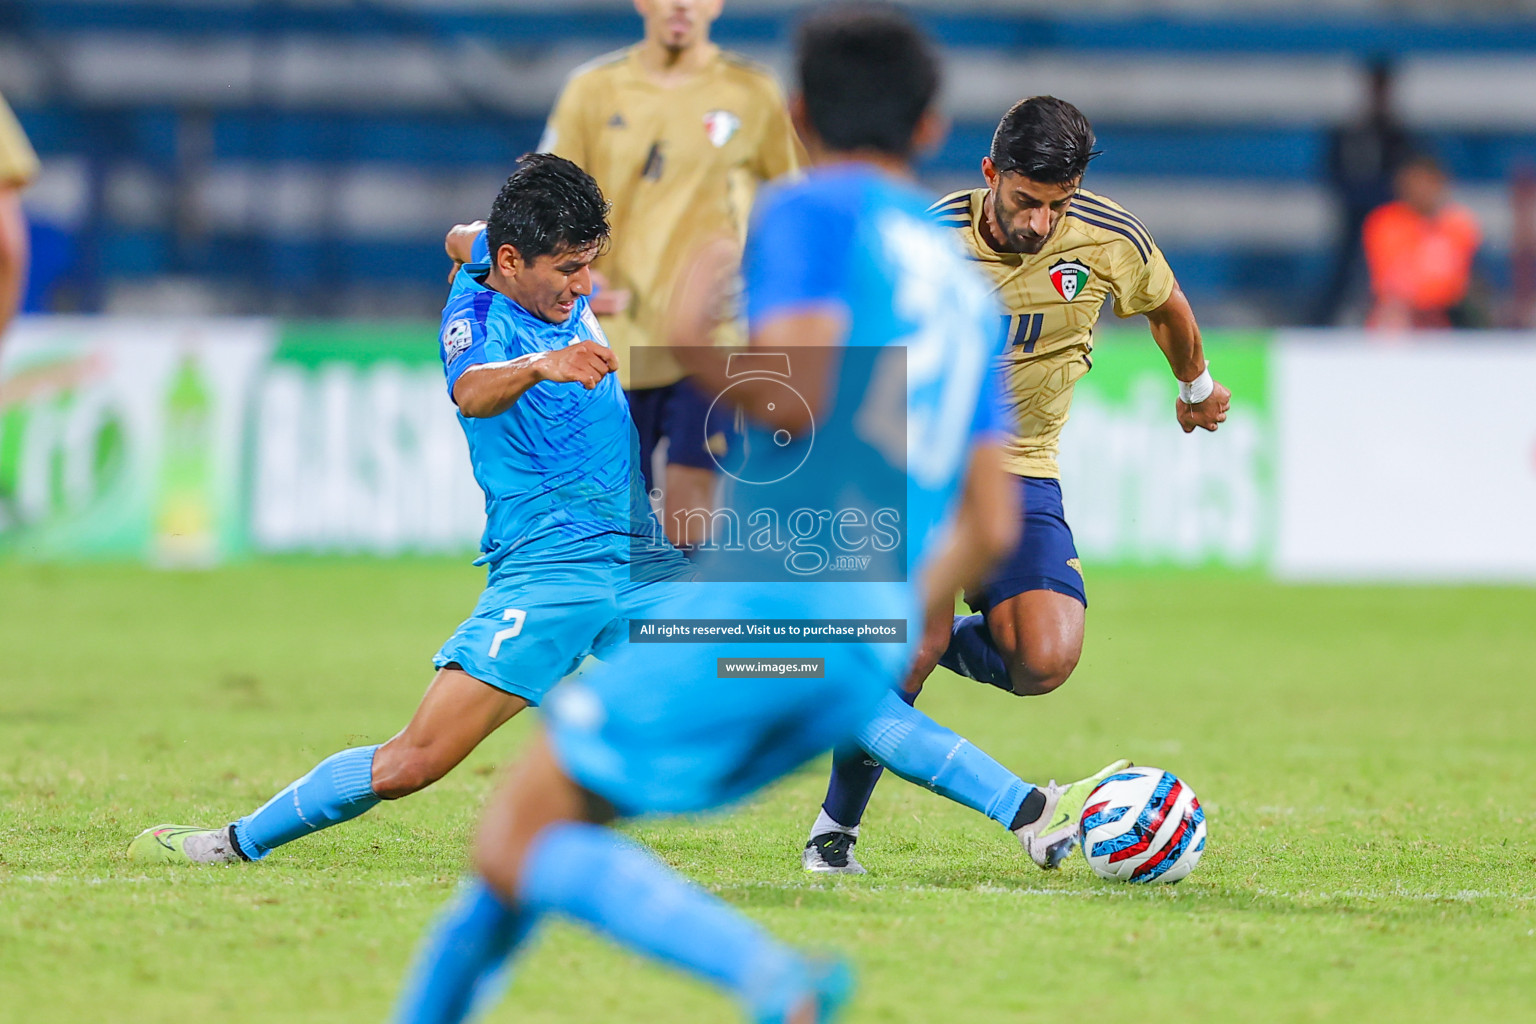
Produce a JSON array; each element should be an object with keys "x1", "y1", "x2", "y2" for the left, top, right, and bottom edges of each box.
[
  {"x1": 544, "y1": 589, "x2": 900, "y2": 817},
  {"x1": 433, "y1": 554, "x2": 692, "y2": 706}
]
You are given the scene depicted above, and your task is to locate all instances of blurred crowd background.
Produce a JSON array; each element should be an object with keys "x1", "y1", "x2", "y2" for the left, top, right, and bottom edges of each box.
[
  {"x1": 4, "y1": 0, "x2": 1536, "y2": 328},
  {"x1": 3, "y1": 1, "x2": 1535, "y2": 582}
]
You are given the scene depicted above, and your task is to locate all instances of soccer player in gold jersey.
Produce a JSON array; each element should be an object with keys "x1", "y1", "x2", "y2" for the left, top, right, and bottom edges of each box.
[
  {"x1": 537, "y1": 0, "x2": 804, "y2": 547},
  {"x1": 0, "y1": 91, "x2": 38, "y2": 345},
  {"x1": 804, "y1": 96, "x2": 1231, "y2": 874}
]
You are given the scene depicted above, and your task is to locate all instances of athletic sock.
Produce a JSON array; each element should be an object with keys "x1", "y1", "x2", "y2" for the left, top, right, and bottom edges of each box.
[
  {"x1": 519, "y1": 822, "x2": 807, "y2": 1019},
  {"x1": 855, "y1": 690, "x2": 1033, "y2": 827},
  {"x1": 232, "y1": 744, "x2": 381, "y2": 860},
  {"x1": 1009, "y1": 788, "x2": 1048, "y2": 831},
  {"x1": 819, "y1": 745, "x2": 882, "y2": 831},
  {"x1": 817, "y1": 687, "x2": 918, "y2": 831},
  {"x1": 808, "y1": 807, "x2": 857, "y2": 841},
  {"x1": 393, "y1": 876, "x2": 538, "y2": 1024},
  {"x1": 937, "y1": 614, "x2": 1013, "y2": 691}
]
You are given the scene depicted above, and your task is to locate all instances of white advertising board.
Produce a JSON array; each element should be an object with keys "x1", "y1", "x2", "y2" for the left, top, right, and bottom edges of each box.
[{"x1": 1274, "y1": 333, "x2": 1536, "y2": 582}]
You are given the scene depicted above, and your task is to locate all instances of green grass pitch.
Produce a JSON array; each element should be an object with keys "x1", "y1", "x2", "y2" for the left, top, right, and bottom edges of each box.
[{"x1": 2, "y1": 560, "x2": 1533, "y2": 1022}]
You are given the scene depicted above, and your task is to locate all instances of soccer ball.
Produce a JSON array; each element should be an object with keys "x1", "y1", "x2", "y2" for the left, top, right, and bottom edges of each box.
[{"x1": 1079, "y1": 766, "x2": 1206, "y2": 884}]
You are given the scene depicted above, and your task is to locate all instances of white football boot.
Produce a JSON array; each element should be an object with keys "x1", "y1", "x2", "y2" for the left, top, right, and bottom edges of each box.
[{"x1": 1014, "y1": 759, "x2": 1133, "y2": 869}]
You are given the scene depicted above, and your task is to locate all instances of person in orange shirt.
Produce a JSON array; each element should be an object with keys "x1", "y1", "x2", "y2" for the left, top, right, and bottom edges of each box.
[{"x1": 1363, "y1": 155, "x2": 1481, "y2": 329}]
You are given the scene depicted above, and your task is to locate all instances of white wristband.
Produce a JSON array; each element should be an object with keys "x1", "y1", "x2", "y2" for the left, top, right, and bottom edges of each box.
[{"x1": 1179, "y1": 365, "x2": 1213, "y2": 405}]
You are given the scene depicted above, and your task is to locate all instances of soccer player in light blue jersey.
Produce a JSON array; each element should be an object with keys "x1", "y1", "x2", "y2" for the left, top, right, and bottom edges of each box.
[
  {"x1": 391, "y1": 8, "x2": 1029, "y2": 1022},
  {"x1": 128, "y1": 155, "x2": 692, "y2": 865}
]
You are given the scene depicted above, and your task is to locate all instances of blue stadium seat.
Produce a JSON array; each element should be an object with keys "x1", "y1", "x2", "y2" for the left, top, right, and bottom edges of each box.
[{"x1": 6, "y1": 1, "x2": 1532, "y2": 320}]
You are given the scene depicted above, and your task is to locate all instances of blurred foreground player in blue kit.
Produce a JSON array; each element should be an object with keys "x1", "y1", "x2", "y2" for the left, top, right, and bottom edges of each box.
[
  {"x1": 391, "y1": 7, "x2": 1023, "y2": 1022},
  {"x1": 127, "y1": 155, "x2": 692, "y2": 865}
]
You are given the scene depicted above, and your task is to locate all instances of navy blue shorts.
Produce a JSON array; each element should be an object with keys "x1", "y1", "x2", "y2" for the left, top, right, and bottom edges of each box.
[
  {"x1": 626, "y1": 379, "x2": 723, "y2": 494},
  {"x1": 964, "y1": 476, "x2": 1087, "y2": 614}
]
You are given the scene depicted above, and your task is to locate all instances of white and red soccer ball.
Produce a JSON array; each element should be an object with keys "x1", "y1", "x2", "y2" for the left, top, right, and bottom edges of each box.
[{"x1": 1079, "y1": 766, "x2": 1206, "y2": 884}]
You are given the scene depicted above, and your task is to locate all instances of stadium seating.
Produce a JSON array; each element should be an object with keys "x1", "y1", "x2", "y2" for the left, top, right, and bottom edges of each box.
[{"x1": 5, "y1": 0, "x2": 1536, "y2": 321}]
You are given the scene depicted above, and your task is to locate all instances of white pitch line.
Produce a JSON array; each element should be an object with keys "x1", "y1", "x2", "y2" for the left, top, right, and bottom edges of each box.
[{"x1": 8, "y1": 875, "x2": 1534, "y2": 904}]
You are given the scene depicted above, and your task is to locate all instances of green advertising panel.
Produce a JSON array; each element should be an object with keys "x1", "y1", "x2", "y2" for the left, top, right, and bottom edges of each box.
[
  {"x1": 0, "y1": 318, "x2": 272, "y2": 564},
  {"x1": 1059, "y1": 328, "x2": 1273, "y2": 569},
  {"x1": 249, "y1": 322, "x2": 483, "y2": 556},
  {"x1": 0, "y1": 319, "x2": 1276, "y2": 570}
]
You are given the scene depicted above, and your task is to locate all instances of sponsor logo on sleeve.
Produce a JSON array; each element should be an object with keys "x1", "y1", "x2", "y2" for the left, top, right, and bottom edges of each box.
[{"x1": 442, "y1": 317, "x2": 474, "y2": 361}]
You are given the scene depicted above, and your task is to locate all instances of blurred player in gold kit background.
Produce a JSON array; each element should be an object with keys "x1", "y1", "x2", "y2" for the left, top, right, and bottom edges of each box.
[
  {"x1": 541, "y1": 0, "x2": 804, "y2": 547},
  {"x1": 0, "y1": 91, "x2": 37, "y2": 346}
]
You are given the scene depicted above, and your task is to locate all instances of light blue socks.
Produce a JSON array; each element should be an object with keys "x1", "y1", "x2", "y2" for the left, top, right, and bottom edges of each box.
[
  {"x1": 855, "y1": 689, "x2": 1033, "y2": 826},
  {"x1": 232, "y1": 744, "x2": 381, "y2": 860},
  {"x1": 519, "y1": 823, "x2": 806, "y2": 1015},
  {"x1": 393, "y1": 878, "x2": 538, "y2": 1024},
  {"x1": 393, "y1": 823, "x2": 810, "y2": 1023}
]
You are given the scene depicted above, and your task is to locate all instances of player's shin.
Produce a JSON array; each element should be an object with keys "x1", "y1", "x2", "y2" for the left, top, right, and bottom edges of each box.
[
  {"x1": 393, "y1": 876, "x2": 539, "y2": 1024},
  {"x1": 817, "y1": 684, "x2": 920, "y2": 834},
  {"x1": 518, "y1": 821, "x2": 812, "y2": 1020},
  {"x1": 230, "y1": 744, "x2": 381, "y2": 859},
  {"x1": 818, "y1": 743, "x2": 882, "y2": 834},
  {"x1": 855, "y1": 691, "x2": 1036, "y2": 827}
]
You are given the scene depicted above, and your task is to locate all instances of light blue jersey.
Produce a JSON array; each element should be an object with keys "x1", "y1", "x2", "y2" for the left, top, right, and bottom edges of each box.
[
  {"x1": 439, "y1": 254, "x2": 666, "y2": 573},
  {"x1": 432, "y1": 250, "x2": 689, "y2": 704},
  {"x1": 717, "y1": 164, "x2": 1004, "y2": 595},
  {"x1": 546, "y1": 165, "x2": 1003, "y2": 813}
]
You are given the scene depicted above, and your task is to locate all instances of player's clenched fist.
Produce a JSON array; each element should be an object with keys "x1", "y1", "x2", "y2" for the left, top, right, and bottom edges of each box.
[
  {"x1": 1177, "y1": 379, "x2": 1231, "y2": 433},
  {"x1": 537, "y1": 339, "x2": 620, "y2": 390}
]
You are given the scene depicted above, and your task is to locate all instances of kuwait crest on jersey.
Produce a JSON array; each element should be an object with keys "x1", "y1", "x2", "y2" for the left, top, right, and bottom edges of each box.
[
  {"x1": 1049, "y1": 259, "x2": 1090, "y2": 301},
  {"x1": 703, "y1": 109, "x2": 741, "y2": 148}
]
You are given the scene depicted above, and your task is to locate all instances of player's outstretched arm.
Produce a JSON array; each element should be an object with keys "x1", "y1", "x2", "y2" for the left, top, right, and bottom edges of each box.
[
  {"x1": 666, "y1": 234, "x2": 740, "y2": 350},
  {"x1": 444, "y1": 220, "x2": 486, "y2": 283},
  {"x1": 1145, "y1": 283, "x2": 1231, "y2": 433},
  {"x1": 445, "y1": 221, "x2": 485, "y2": 265},
  {"x1": 666, "y1": 235, "x2": 839, "y2": 431},
  {"x1": 452, "y1": 340, "x2": 619, "y2": 418}
]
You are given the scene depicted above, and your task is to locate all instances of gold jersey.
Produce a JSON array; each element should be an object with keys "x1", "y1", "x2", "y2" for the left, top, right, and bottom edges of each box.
[
  {"x1": 0, "y1": 92, "x2": 40, "y2": 187},
  {"x1": 541, "y1": 46, "x2": 803, "y2": 390},
  {"x1": 933, "y1": 187, "x2": 1175, "y2": 479}
]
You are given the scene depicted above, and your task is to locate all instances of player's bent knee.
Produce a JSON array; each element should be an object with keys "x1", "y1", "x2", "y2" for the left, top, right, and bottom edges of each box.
[{"x1": 1007, "y1": 645, "x2": 1081, "y2": 697}]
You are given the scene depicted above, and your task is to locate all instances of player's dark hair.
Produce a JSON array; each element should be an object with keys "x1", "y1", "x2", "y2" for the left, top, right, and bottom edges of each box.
[
  {"x1": 485, "y1": 153, "x2": 610, "y2": 263},
  {"x1": 795, "y1": 3, "x2": 940, "y2": 158},
  {"x1": 990, "y1": 96, "x2": 1101, "y2": 185}
]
